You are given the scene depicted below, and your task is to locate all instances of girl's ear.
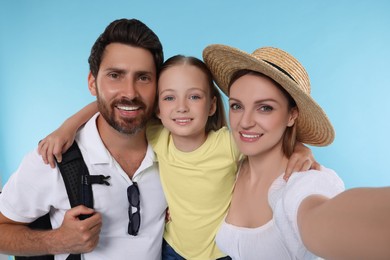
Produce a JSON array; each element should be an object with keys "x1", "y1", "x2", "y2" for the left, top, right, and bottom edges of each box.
[
  {"x1": 287, "y1": 107, "x2": 299, "y2": 127},
  {"x1": 208, "y1": 96, "x2": 217, "y2": 116},
  {"x1": 88, "y1": 72, "x2": 97, "y2": 96},
  {"x1": 155, "y1": 106, "x2": 161, "y2": 119}
]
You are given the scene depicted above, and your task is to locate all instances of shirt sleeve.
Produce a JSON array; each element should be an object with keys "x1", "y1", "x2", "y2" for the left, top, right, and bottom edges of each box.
[
  {"x1": 273, "y1": 166, "x2": 345, "y2": 257},
  {"x1": 0, "y1": 149, "x2": 62, "y2": 223}
]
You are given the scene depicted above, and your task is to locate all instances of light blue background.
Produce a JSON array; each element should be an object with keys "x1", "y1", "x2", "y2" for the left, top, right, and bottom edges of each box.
[{"x1": 1, "y1": 0, "x2": 389, "y2": 193}]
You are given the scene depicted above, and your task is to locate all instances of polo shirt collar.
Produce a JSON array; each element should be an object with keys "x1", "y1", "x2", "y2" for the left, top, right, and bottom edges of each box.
[{"x1": 77, "y1": 113, "x2": 157, "y2": 167}]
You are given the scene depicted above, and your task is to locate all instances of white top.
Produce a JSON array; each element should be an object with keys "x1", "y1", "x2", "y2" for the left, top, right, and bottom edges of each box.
[
  {"x1": 0, "y1": 113, "x2": 167, "y2": 260},
  {"x1": 216, "y1": 166, "x2": 345, "y2": 260}
]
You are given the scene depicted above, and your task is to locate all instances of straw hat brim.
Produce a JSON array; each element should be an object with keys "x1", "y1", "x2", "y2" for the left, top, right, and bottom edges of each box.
[{"x1": 203, "y1": 44, "x2": 335, "y2": 146}]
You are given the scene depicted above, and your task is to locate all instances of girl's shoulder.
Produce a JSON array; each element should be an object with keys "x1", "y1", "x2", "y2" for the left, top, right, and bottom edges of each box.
[
  {"x1": 146, "y1": 120, "x2": 165, "y2": 146},
  {"x1": 208, "y1": 127, "x2": 240, "y2": 158}
]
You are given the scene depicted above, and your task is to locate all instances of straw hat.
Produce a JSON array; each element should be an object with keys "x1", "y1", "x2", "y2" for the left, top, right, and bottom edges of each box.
[{"x1": 203, "y1": 44, "x2": 334, "y2": 146}]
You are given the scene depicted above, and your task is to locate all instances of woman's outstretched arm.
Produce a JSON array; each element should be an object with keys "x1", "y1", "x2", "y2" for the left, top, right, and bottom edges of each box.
[{"x1": 298, "y1": 187, "x2": 390, "y2": 259}]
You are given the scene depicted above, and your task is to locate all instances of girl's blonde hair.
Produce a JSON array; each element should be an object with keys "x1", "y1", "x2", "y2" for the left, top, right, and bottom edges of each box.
[{"x1": 159, "y1": 55, "x2": 227, "y2": 132}]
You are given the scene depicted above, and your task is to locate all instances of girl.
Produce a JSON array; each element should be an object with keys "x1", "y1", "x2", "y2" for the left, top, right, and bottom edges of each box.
[
  {"x1": 38, "y1": 55, "x2": 317, "y2": 259},
  {"x1": 203, "y1": 44, "x2": 390, "y2": 259}
]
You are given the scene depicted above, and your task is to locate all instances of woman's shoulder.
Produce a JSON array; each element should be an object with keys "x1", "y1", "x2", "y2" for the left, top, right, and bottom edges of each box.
[
  {"x1": 287, "y1": 166, "x2": 344, "y2": 190},
  {"x1": 270, "y1": 166, "x2": 345, "y2": 256},
  {"x1": 270, "y1": 166, "x2": 345, "y2": 213}
]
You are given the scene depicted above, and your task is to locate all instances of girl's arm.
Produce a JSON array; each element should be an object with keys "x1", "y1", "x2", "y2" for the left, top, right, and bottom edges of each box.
[
  {"x1": 284, "y1": 142, "x2": 320, "y2": 180},
  {"x1": 298, "y1": 187, "x2": 390, "y2": 259},
  {"x1": 38, "y1": 102, "x2": 98, "y2": 168}
]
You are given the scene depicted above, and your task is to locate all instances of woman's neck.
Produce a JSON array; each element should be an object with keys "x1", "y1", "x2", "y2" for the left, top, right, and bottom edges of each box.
[{"x1": 245, "y1": 147, "x2": 289, "y2": 185}]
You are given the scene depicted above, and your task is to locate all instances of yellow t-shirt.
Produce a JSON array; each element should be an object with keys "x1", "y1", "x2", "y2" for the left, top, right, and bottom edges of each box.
[{"x1": 147, "y1": 123, "x2": 240, "y2": 259}]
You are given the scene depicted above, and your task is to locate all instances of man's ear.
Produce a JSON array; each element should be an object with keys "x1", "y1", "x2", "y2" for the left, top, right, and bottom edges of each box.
[
  {"x1": 88, "y1": 72, "x2": 97, "y2": 96},
  {"x1": 287, "y1": 107, "x2": 299, "y2": 127}
]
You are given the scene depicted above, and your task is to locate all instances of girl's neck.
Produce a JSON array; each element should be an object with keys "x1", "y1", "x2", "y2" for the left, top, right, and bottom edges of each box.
[{"x1": 171, "y1": 131, "x2": 208, "y2": 152}]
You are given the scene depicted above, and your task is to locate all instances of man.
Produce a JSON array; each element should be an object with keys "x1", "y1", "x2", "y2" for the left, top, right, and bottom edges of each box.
[{"x1": 0, "y1": 19, "x2": 167, "y2": 259}]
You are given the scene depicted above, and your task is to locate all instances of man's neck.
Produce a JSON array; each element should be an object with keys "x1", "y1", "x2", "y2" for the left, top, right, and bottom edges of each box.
[{"x1": 96, "y1": 115, "x2": 148, "y2": 179}]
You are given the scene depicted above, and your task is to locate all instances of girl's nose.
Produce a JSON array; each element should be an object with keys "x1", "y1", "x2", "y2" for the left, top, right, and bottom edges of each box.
[{"x1": 176, "y1": 99, "x2": 189, "y2": 113}]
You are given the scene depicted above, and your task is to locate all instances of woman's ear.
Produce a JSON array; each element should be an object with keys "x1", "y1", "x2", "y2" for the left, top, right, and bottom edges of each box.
[
  {"x1": 287, "y1": 107, "x2": 299, "y2": 127},
  {"x1": 209, "y1": 96, "x2": 217, "y2": 116},
  {"x1": 88, "y1": 72, "x2": 97, "y2": 96}
]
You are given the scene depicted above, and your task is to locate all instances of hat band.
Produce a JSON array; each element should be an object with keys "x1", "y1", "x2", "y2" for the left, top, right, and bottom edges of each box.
[{"x1": 263, "y1": 60, "x2": 296, "y2": 83}]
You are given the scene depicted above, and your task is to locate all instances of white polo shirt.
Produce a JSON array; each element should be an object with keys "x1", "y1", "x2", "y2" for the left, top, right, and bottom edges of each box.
[{"x1": 0, "y1": 113, "x2": 167, "y2": 260}]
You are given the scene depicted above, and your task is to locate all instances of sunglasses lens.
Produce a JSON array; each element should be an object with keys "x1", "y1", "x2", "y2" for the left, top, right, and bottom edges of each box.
[
  {"x1": 127, "y1": 182, "x2": 140, "y2": 236},
  {"x1": 127, "y1": 185, "x2": 139, "y2": 206},
  {"x1": 128, "y1": 211, "x2": 140, "y2": 235}
]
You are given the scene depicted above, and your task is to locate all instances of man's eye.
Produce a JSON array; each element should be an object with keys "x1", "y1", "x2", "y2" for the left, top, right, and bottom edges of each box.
[
  {"x1": 109, "y1": 73, "x2": 119, "y2": 79},
  {"x1": 139, "y1": 75, "x2": 151, "y2": 81}
]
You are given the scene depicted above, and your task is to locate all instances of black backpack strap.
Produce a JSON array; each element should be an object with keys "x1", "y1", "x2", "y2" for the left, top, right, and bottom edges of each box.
[
  {"x1": 57, "y1": 141, "x2": 93, "y2": 219},
  {"x1": 56, "y1": 141, "x2": 110, "y2": 259},
  {"x1": 15, "y1": 141, "x2": 110, "y2": 260}
]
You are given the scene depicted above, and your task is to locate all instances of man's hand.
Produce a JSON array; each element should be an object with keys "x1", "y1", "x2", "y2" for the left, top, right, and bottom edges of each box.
[
  {"x1": 0, "y1": 206, "x2": 102, "y2": 256},
  {"x1": 52, "y1": 206, "x2": 102, "y2": 254}
]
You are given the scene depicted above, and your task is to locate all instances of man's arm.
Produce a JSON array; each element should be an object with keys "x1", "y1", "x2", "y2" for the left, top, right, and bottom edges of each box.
[{"x1": 0, "y1": 206, "x2": 101, "y2": 256}]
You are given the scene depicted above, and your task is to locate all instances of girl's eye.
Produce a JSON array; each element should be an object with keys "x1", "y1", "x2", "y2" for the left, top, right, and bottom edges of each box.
[
  {"x1": 163, "y1": 96, "x2": 175, "y2": 101},
  {"x1": 189, "y1": 95, "x2": 201, "y2": 100},
  {"x1": 230, "y1": 103, "x2": 242, "y2": 110}
]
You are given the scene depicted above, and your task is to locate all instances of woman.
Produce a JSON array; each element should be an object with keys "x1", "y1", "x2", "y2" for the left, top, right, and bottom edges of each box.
[{"x1": 203, "y1": 44, "x2": 390, "y2": 259}]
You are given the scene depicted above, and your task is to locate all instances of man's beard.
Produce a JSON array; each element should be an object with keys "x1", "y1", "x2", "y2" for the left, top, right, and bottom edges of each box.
[{"x1": 97, "y1": 94, "x2": 150, "y2": 135}]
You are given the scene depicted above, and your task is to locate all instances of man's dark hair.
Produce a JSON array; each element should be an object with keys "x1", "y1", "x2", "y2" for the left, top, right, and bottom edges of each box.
[{"x1": 88, "y1": 18, "x2": 164, "y2": 77}]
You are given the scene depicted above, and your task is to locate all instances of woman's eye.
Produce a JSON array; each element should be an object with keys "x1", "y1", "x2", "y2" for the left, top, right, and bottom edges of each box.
[
  {"x1": 163, "y1": 96, "x2": 174, "y2": 101},
  {"x1": 230, "y1": 103, "x2": 241, "y2": 110},
  {"x1": 259, "y1": 105, "x2": 273, "y2": 112}
]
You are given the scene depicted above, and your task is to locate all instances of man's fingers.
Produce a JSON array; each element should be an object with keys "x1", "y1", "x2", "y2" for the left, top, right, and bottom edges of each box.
[
  {"x1": 66, "y1": 205, "x2": 95, "y2": 219},
  {"x1": 83, "y1": 212, "x2": 102, "y2": 229}
]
